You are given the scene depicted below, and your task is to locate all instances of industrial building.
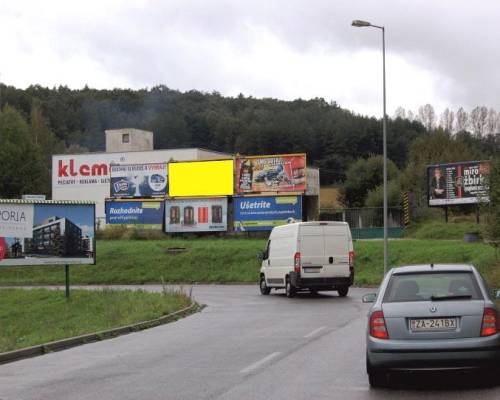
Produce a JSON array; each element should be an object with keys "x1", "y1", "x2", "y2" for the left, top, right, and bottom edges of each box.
[
  {"x1": 52, "y1": 129, "x2": 320, "y2": 230},
  {"x1": 25, "y1": 216, "x2": 83, "y2": 257}
]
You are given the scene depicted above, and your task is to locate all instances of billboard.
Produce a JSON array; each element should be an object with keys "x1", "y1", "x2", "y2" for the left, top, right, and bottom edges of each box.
[
  {"x1": 105, "y1": 200, "x2": 164, "y2": 229},
  {"x1": 235, "y1": 154, "x2": 306, "y2": 194},
  {"x1": 233, "y1": 195, "x2": 302, "y2": 231},
  {"x1": 428, "y1": 161, "x2": 490, "y2": 206},
  {"x1": 0, "y1": 201, "x2": 95, "y2": 266},
  {"x1": 168, "y1": 160, "x2": 234, "y2": 197},
  {"x1": 110, "y1": 163, "x2": 168, "y2": 198},
  {"x1": 165, "y1": 198, "x2": 228, "y2": 233}
]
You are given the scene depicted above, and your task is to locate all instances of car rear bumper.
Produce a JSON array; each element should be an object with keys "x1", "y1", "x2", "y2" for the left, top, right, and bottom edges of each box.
[
  {"x1": 290, "y1": 269, "x2": 354, "y2": 289},
  {"x1": 367, "y1": 334, "x2": 500, "y2": 371}
]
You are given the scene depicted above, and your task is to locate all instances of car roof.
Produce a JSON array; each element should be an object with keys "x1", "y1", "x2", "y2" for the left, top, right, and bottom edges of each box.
[{"x1": 390, "y1": 264, "x2": 475, "y2": 275}]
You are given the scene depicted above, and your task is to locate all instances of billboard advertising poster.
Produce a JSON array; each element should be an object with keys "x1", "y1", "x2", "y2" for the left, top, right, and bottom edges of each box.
[
  {"x1": 168, "y1": 160, "x2": 234, "y2": 197},
  {"x1": 0, "y1": 201, "x2": 95, "y2": 266},
  {"x1": 165, "y1": 198, "x2": 228, "y2": 233},
  {"x1": 235, "y1": 154, "x2": 306, "y2": 194},
  {"x1": 105, "y1": 200, "x2": 164, "y2": 229},
  {"x1": 110, "y1": 163, "x2": 168, "y2": 197},
  {"x1": 428, "y1": 161, "x2": 490, "y2": 206},
  {"x1": 233, "y1": 195, "x2": 302, "y2": 231}
]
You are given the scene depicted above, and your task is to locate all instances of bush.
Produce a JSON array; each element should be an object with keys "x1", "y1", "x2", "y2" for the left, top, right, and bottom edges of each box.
[{"x1": 97, "y1": 226, "x2": 166, "y2": 240}]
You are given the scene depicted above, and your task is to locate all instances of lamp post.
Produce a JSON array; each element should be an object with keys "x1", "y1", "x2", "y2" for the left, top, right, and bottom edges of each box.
[{"x1": 352, "y1": 19, "x2": 388, "y2": 275}]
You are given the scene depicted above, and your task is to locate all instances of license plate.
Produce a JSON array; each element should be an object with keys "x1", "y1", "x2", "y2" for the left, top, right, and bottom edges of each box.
[
  {"x1": 410, "y1": 318, "x2": 457, "y2": 332},
  {"x1": 303, "y1": 266, "x2": 322, "y2": 273}
]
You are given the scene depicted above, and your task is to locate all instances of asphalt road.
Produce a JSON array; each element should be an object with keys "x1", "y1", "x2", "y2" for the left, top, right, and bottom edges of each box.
[{"x1": 1, "y1": 285, "x2": 500, "y2": 400}]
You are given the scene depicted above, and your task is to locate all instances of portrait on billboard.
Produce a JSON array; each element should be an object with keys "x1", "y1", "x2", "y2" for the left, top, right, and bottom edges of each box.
[
  {"x1": 429, "y1": 167, "x2": 446, "y2": 199},
  {"x1": 428, "y1": 161, "x2": 490, "y2": 206}
]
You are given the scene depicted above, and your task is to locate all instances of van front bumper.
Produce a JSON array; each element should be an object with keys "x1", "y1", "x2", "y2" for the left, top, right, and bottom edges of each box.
[{"x1": 290, "y1": 269, "x2": 354, "y2": 289}]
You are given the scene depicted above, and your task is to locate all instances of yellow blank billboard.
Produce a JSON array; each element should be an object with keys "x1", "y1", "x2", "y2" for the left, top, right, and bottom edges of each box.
[{"x1": 169, "y1": 159, "x2": 234, "y2": 197}]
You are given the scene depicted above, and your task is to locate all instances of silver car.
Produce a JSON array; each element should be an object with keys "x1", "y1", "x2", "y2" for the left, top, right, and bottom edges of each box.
[{"x1": 363, "y1": 264, "x2": 500, "y2": 387}]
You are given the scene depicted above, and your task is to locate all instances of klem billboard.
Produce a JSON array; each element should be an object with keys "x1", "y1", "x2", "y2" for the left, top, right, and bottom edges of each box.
[
  {"x1": 233, "y1": 195, "x2": 302, "y2": 231},
  {"x1": 168, "y1": 160, "x2": 234, "y2": 197},
  {"x1": 235, "y1": 154, "x2": 306, "y2": 194},
  {"x1": 428, "y1": 161, "x2": 490, "y2": 206}
]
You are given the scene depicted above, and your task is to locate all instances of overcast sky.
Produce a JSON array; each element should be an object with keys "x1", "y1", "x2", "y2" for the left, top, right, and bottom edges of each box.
[{"x1": 0, "y1": 0, "x2": 498, "y2": 117}]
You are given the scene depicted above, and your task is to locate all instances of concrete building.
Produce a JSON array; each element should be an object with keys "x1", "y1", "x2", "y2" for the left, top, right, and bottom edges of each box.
[
  {"x1": 52, "y1": 128, "x2": 321, "y2": 228},
  {"x1": 105, "y1": 129, "x2": 154, "y2": 153},
  {"x1": 52, "y1": 146, "x2": 232, "y2": 224},
  {"x1": 25, "y1": 216, "x2": 83, "y2": 257}
]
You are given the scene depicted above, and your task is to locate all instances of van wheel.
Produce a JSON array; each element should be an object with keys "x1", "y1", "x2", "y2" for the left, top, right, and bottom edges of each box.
[
  {"x1": 260, "y1": 276, "x2": 271, "y2": 295},
  {"x1": 285, "y1": 278, "x2": 296, "y2": 298},
  {"x1": 337, "y1": 286, "x2": 349, "y2": 297}
]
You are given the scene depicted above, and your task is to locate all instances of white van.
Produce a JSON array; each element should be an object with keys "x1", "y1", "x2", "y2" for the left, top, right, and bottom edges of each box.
[{"x1": 259, "y1": 222, "x2": 354, "y2": 298}]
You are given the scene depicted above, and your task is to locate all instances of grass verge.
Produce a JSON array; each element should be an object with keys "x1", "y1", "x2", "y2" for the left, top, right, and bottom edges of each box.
[
  {"x1": 0, "y1": 288, "x2": 192, "y2": 353},
  {"x1": 404, "y1": 220, "x2": 483, "y2": 240},
  {"x1": 0, "y1": 238, "x2": 499, "y2": 288}
]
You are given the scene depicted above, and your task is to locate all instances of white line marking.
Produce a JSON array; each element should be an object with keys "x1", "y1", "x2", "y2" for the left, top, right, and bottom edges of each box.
[
  {"x1": 304, "y1": 326, "x2": 326, "y2": 338},
  {"x1": 240, "y1": 352, "x2": 281, "y2": 374}
]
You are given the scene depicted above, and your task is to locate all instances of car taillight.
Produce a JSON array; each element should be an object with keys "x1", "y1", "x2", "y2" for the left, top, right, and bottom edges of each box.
[
  {"x1": 294, "y1": 252, "x2": 301, "y2": 273},
  {"x1": 369, "y1": 310, "x2": 389, "y2": 339},
  {"x1": 349, "y1": 251, "x2": 355, "y2": 268},
  {"x1": 481, "y1": 308, "x2": 499, "y2": 337}
]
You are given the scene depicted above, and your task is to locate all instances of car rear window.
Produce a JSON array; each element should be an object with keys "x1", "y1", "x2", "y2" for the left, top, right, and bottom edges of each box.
[{"x1": 383, "y1": 271, "x2": 483, "y2": 303}]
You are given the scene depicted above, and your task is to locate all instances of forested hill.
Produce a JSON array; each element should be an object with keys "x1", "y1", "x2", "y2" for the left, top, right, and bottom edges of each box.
[{"x1": 0, "y1": 84, "x2": 425, "y2": 185}]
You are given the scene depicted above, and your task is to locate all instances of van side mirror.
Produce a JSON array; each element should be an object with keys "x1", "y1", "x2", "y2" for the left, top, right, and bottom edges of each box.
[
  {"x1": 491, "y1": 289, "x2": 500, "y2": 299},
  {"x1": 257, "y1": 251, "x2": 265, "y2": 262},
  {"x1": 362, "y1": 293, "x2": 377, "y2": 303}
]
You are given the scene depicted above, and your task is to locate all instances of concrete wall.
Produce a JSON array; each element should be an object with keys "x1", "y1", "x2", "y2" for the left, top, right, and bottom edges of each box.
[
  {"x1": 105, "y1": 129, "x2": 154, "y2": 153},
  {"x1": 196, "y1": 148, "x2": 234, "y2": 160},
  {"x1": 306, "y1": 167, "x2": 320, "y2": 196}
]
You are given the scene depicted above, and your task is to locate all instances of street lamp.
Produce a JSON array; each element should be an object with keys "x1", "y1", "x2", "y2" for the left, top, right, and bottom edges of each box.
[{"x1": 352, "y1": 19, "x2": 389, "y2": 276}]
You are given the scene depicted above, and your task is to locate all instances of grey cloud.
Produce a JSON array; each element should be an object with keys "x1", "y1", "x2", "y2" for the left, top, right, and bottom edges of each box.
[{"x1": 5, "y1": 0, "x2": 500, "y2": 111}]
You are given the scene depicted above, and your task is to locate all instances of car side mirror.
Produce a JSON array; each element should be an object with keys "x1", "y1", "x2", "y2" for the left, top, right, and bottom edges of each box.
[
  {"x1": 362, "y1": 293, "x2": 377, "y2": 303},
  {"x1": 491, "y1": 289, "x2": 500, "y2": 299},
  {"x1": 257, "y1": 251, "x2": 265, "y2": 262}
]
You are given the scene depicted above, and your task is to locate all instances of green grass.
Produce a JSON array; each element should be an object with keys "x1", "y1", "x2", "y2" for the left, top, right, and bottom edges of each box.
[
  {"x1": 0, "y1": 238, "x2": 499, "y2": 289},
  {"x1": 0, "y1": 288, "x2": 192, "y2": 353},
  {"x1": 0, "y1": 238, "x2": 265, "y2": 285},
  {"x1": 354, "y1": 240, "x2": 498, "y2": 287},
  {"x1": 404, "y1": 220, "x2": 483, "y2": 240}
]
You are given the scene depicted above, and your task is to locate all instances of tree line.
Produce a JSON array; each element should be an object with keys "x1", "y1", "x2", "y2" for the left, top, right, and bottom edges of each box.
[
  {"x1": 394, "y1": 104, "x2": 500, "y2": 137},
  {"x1": 0, "y1": 83, "x2": 499, "y2": 208}
]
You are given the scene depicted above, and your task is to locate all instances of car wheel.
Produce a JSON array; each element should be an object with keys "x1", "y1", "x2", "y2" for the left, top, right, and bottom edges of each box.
[
  {"x1": 285, "y1": 278, "x2": 296, "y2": 298},
  {"x1": 260, "y1": 276, "x2": 271, "y2": 295},
  {"x1": 310, "y1": 289, "x2": 318, "y2": 295},
  {"x1": 367, "y1": 357, "x2": 388, "y2": 388},
  {"x1": 337, "y1": 286, "x2": 349, "y2": 297}
]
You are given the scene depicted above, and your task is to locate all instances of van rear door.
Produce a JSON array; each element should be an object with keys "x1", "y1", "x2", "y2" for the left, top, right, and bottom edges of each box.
[{"x1": 299, "y1": 224, "x2": 351, "y2": 278}]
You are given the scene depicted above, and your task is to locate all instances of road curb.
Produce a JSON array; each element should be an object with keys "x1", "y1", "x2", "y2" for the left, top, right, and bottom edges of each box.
[{"x1": 0, "y1": 302, "x2": 201, "y2": 365}]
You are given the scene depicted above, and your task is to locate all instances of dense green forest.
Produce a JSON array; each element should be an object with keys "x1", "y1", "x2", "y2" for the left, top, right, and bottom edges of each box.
[{"x1": 0, "y1": 83, "x2": 499, "y2": 206}]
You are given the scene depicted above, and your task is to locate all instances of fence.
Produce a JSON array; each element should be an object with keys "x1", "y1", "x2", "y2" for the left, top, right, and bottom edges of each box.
[{"x1": 319, "y1": 207, "x2": 404, "y2": 239}]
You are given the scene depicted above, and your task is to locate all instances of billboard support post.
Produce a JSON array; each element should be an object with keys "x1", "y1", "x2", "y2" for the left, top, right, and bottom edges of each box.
[{"x1": 65, "y1": 265, "x2": 70, "y2": 299}]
